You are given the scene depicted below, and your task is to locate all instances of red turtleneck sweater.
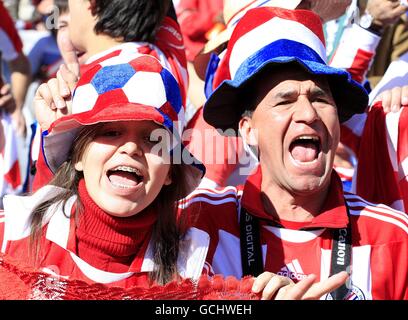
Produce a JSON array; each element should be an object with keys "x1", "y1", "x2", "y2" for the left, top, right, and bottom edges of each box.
[{"x1": 74, "y1": 180, "x2": 157, "y2": 273}]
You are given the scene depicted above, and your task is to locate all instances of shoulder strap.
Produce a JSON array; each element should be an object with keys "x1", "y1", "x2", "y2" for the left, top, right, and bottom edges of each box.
[
  {"x1": 328, "y1": 201, "x2": 352, "y2": 300},
  {"x1": 239, "y1": 206, "x2": 264, "y2": 277}
]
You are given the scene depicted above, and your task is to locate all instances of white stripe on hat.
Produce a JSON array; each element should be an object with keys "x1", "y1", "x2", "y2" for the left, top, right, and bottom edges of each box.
[
  {"x1": 229, "y1": 16, "x2": 327, "y2": 79},
  {"x1": 176, "y1": 107, "x2": 186, "y2": 135},
  {"x1": 227, "y1": 0, "x2": 302, "y2": 29}
]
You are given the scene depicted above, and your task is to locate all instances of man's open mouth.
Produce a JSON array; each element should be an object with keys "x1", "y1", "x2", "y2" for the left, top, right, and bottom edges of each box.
[{"x1": 289, "y1": 135, "x2": 321, "y2": 163}]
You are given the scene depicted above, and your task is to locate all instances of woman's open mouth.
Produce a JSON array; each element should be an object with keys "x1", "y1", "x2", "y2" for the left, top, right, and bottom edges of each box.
[{"x1": 107, "y1": 165, "x2": 144, "y2": 189}]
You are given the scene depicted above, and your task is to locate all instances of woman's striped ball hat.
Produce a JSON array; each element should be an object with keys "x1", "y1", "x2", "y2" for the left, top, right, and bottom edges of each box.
[{"x1": 43, "y1": 55, "x2": 205, "y2": 195}]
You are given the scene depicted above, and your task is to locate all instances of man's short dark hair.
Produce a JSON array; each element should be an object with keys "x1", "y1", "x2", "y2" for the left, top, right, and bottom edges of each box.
[
  {"x1": 92, "y1": 0, "x2": 171, "y2": 43},
  {"x1": 54, "y1": 0, "x2": 68, "y2": 13}
]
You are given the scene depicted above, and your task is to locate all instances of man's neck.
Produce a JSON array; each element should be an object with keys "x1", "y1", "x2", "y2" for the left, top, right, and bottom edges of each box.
[
  {"x1": 85, "y1": 34, "x2": 124, "y2": 62},
  {"x1": 260, "y1": 179, "x2": 329, "y2": 223}
]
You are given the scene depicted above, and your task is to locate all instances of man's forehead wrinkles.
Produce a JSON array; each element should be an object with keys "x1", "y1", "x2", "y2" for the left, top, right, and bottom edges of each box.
[
  {"x1": 273, "y1": 81, "x2": 329, "y2": 98},
  {"x1": 275, "y1": 88, "x2": 299, "y2": 99}
]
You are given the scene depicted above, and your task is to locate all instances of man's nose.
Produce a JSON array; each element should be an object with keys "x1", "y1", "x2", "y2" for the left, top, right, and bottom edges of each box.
[{"x1": 292, "y1": 97, "x2": 319, "y2": 124}]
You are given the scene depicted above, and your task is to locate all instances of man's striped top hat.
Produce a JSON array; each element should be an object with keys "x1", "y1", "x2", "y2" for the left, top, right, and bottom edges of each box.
[{"x1": 203, "y1": 7, "x2": 368, "y2": 133}]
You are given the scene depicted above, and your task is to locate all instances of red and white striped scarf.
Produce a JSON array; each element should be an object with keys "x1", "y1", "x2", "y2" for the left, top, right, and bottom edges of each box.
[{"x1": 343, "y1": 104, "x2": 408, "y2": 212}]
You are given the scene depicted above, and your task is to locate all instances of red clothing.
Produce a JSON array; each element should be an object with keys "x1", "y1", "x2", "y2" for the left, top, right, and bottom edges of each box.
[
  {"x1": 74, "y1": 180, "x2": 156, "y2": 273},
  {"x1": 341, "y1": 104, "x2": 408, "y2": 212},
  {"x1": 0, "y1": 2, "x2": 23, "y2": 62},
  {"x1": 0, "y1": 184, "x2": 208, "y2": 290},
  {"x1": 182, "y1": 166, "x2": 408, "y2": 299},
  {"x1": 176, "y1": 0, "x2": 223, "y2": 61},
  {"x1": 324, "y1": 24, "x2": 408, "y2": 212},
  {"x1": 183, "y1": 106, "x2": 246, "y2": 187},
  {"x1": 30, "y1": 141, "x2": 52, "y2": 192},
  {"x1": 1, "y1": 114, "x2": 22, "y2": 198}
]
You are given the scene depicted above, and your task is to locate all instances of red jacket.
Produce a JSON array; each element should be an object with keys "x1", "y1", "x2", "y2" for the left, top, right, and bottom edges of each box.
[{"x1": 181, "y1": 166, "x2": 408, "y2": 300}]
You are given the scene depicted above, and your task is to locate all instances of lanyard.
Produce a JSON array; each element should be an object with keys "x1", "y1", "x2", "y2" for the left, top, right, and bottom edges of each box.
[
  {"x1": 239, "y1": 209, "x2": 264, "y2": 277},
  {"x1": 239, "y1": 201, "x2": 352, "y2": 300}
]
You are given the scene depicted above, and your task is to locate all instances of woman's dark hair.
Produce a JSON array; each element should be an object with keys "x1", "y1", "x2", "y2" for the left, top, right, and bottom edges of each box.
[
  {"x1": 91, "y1": 0, "x2": 171, "y2": 43},
  {"x1": 29, "y1": 123, "x2": 192, "y2": 285}
]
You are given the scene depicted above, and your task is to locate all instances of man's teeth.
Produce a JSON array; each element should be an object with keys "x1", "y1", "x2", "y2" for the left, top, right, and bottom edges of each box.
[{"x1": 295, "y1": 135, "x2": 319, "y2": 142}]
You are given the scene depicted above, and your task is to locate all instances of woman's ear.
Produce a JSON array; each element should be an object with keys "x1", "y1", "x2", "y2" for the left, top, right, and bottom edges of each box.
[
  {"x1": 239, "y1": 116, "x2": 258, "y2": 146},
  {"x1": 74, "y1": 160, "x2": 84, "y2": 172}
]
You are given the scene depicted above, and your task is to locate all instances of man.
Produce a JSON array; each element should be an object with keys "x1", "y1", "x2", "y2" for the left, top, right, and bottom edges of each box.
[
  {"x1": 37, "y1": 0, "x2": 187, "y2": 114},
  {"x1": 0, "y1": 1, "x2": 31, "y2": 136},
  {"x1": 183, "y1": 7, "x2": 408, "y2": 299},
  {"x1": 186, "y1": 0, "x2": 361, "y2": 189}
]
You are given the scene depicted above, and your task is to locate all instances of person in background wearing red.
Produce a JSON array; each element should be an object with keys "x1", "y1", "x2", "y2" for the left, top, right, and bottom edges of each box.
[
  {"x1": 0, "y1": 0, "x2": 31, "y2": 137},
  {"x1": 175, "y1": 0, "x2": 224, "y2": 113}
]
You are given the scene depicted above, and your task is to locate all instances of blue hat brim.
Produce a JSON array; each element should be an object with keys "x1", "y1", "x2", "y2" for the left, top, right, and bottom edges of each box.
[{"x1": 204, "y1": 51, "x2": 368, "y2": 134}]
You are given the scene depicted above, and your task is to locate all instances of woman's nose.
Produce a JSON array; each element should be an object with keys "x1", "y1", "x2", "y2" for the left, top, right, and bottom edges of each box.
[{"x1": 119, "y1": 139, "x2": 143, "y2": 157}]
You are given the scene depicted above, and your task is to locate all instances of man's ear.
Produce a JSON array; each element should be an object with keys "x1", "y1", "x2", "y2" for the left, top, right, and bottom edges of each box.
[
  {"x1": 239, "y1": 116, "x2": 258, "y2": 146},
  {"x1": 88, "y1": 0, "x2": 97, "y2": 15}
]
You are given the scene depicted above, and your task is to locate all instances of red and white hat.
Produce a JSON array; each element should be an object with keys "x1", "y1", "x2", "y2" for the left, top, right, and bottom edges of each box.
[
  {"x1": 42, "y1": 55, "x2": 205, "y2": 195},
  {"x1": 194, "y1": 0, "x2": 302, "y2": 79},
  {"x1": 194, "y1": 0, "x2": 353, "y2": 81},
  {"x1": 203, "y1": 7, "x2": 368, "y2": 133}
]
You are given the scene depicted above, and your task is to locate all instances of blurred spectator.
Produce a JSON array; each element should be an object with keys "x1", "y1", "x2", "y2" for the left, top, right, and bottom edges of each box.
[
  {"x1": 176, "y1": 0, "x2": 224, "y2": 62},
  {"x1": 3, "y1": 0, "x2": 20, "y2": 19},
  {"x1": 328, "y1": 0, "x2": 408, "y2": 189},
  {"x1": 0, "y1": 117, "x2": 4, "y2": 152},
  {"x1": 27, "y1": 2, "x2": 64, "y2": 83},
  {"x1": 175, "y1": 0, "x2": 224, "y2": 116},
  {"x1": 27, "y1": 0, "x2": 54, "y2": 30},
  {"x1": 367, "y1": 13, "x2": 408, "y2": 87},
  {"x1": 326, "y1": 0, "x2": 408, "y2": 88},
  {"x1": 0, "y1": 0, "x2": 31, "y2": 137},
  {"x1": 0, "y1": 53, "x2": 22, "y2": 208}
]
